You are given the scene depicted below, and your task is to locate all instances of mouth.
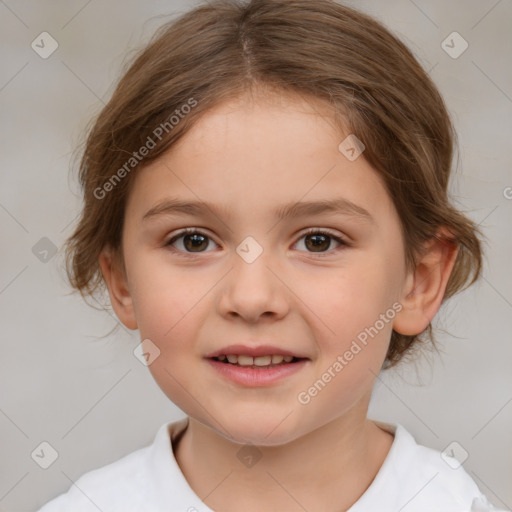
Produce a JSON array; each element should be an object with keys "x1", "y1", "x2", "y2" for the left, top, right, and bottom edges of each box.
[
  {"x1": 206, "y1": 354, "x2": 309, "y2": 386},
  {"x1": 209, "y1": 354, "x2": 306, "y2": 369}
]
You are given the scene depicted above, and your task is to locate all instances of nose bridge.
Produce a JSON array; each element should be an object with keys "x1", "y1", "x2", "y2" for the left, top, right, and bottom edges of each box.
[{"x1": 217, "y1": 235, "x2": 288, "y2": 321}]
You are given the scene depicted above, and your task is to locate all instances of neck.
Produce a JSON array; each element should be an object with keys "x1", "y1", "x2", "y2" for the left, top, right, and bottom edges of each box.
[{"x1": 173, "y1": 410, "x2": 394, "y2": 512}]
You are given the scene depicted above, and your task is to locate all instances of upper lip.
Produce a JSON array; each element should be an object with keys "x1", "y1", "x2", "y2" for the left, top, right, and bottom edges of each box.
[{"x1": 205, "y1": 344, "x2": 309, "y2": 359}]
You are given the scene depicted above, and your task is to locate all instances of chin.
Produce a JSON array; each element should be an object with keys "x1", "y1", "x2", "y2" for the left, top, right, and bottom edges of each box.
[{"x1": 213, "y1": 412, "x2": 307, "y2": 447}]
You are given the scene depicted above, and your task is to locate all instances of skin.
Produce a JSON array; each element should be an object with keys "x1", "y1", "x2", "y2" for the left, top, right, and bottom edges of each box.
[{"x1": 99, "y1": 90, "x2": 458, "y2": 512}]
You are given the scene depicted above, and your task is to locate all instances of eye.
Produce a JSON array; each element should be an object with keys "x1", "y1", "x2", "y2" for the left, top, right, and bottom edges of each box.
[
  {"x1": 165, "y1": 228, "x2": 218, "y2": 254},
  {"x1": 293, "y1": 228, "x2": 349, "y2": 256},
  {"x1": 164, "y1": 227, "x2": 350, "y2": 256}
]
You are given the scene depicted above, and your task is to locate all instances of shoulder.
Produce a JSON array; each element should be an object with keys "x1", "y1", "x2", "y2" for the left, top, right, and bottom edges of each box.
[
  {"x1": 400, "y1": 425, "x2": 482, "y2": 501},
  {"x1": 36, "y1": 422, "x2": 173, "y2": 512},
  {"x1": 352, "y1": 421, "x2": 503, "y2": 512}
]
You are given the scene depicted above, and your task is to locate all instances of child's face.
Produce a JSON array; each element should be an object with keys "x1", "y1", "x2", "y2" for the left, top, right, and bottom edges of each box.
[{"x1": 110, "y1": 92, "x2": 410, "y2": 445}]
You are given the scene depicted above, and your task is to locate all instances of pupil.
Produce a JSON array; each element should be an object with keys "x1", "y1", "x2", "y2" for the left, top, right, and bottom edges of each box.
[
  {"x1": 184, "y1": 234, "x2": 207, "y2": 252},
  {"x1": 306, "y1": 234, "x2": 329, "y2": 252}
]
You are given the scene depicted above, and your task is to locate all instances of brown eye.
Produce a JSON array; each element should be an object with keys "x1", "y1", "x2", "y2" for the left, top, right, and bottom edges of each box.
[
  {"x1": 166, "y1": 229, "x2": 217, "y2": 253},
  {"x1": 304, "y1": 233, "x2": 331, "y2": 252},
  {"x1": 294, "y1": 229, "x2": 348, "y2": 255},
  {"x1": 182, "y1": 233, "x2": 209, "y2": 252}
]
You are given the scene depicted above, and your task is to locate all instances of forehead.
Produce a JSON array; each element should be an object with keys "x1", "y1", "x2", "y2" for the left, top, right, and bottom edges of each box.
[
  {"x1": 126, "y1": 93, "x2": 398, "y2": 228},
  {"x1": 171, "y1": 91, "x2": 345, "y2": 163}
]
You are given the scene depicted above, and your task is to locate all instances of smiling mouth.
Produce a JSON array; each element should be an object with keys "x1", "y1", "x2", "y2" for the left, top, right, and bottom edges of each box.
[{"x1": 210, "y1": 354, "x2": 305, "y2": 368}]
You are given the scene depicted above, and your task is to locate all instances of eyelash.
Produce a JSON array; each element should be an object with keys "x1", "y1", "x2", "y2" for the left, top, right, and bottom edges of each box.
[{"x1": 164, "y1": 227, "x2": 350, "y2": 258}]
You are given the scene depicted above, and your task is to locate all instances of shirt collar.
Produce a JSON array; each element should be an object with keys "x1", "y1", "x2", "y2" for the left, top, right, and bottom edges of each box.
[{"x1": 148, "y1": 417, "x2": 406, "y2": 511}]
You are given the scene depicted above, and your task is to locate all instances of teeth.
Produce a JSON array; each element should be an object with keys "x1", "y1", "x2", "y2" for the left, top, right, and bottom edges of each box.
[
  {"x1": 238, "y1": 355, "x2": 255, "y2": 366},
  {"x1": 215, "y1": 354, "x2": 297, "y2": 366}
]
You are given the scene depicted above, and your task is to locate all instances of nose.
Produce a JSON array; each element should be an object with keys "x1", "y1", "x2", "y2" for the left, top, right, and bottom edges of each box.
[{"x1": 216, "y1": 246, "x2": 290, "y2": 323}]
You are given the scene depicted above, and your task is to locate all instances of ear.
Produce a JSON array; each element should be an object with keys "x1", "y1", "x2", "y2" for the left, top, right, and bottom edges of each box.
[
  {"x1": 393, "y1": 227, "x2": 459, "y2": 336},
  {"x1": 98, "y1": 247, "x2": 138, "y2": 330}
]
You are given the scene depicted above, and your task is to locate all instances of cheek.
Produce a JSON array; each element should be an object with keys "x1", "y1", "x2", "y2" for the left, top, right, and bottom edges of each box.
[
  {"x1": 307, "y1": 255, "x2": 398, "y2": 345},
  {"x1": 129, "y1": 260, "x2": 211, "y2": 408},
  {"x1": 298, "y1": 263, "x2": 395, "y2": 413},
  {"x1": 128, "y1": 260, "x2": 220, "y2": 401},
  {"x1": 128, "y1": 253, "x2": 206, "y2": 338}
]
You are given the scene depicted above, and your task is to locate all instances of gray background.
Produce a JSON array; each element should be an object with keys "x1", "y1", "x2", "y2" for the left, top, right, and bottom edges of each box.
[{"x1": 0, "y1": 1, "x2": 511, "y2": 511}]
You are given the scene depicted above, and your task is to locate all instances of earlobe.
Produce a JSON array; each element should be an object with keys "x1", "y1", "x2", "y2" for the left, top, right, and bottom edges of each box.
[
  {"x1": 98, "y1": 247, "x2": 138, "y2": 330},
  {"x1": 393, "y1": 228, "x2": 459, "y2": 336}
]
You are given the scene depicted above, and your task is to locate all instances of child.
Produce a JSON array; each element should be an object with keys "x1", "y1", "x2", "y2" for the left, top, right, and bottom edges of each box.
[{"x1": 37, "y1": 0, "x2": 506, "y2": 510}]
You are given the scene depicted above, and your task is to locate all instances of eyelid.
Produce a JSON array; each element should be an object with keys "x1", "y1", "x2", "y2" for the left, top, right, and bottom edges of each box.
[{"x1": 298, "y1": 227, "x2": 349, "y2": 243}]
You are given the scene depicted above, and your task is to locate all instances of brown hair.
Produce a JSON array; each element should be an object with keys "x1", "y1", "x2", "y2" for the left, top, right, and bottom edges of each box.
[{"x1": 63, "y1": 0, "x2": 485, "y2": 369}]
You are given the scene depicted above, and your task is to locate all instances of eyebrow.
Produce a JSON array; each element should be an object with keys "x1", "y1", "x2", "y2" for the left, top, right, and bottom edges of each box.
[{"x1": 142, "y1": 197, "x2": 374, "y2": 224}]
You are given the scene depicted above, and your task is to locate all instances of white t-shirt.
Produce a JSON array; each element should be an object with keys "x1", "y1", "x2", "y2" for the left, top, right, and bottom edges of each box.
[{"x1": 36, "y1": 417, "x2": 507, "y2": 512}]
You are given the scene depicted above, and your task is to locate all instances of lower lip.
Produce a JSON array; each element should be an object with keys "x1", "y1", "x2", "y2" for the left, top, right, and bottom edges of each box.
[{"x1": 205, "y1": 358, "x2": 309, "y2": 386}]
